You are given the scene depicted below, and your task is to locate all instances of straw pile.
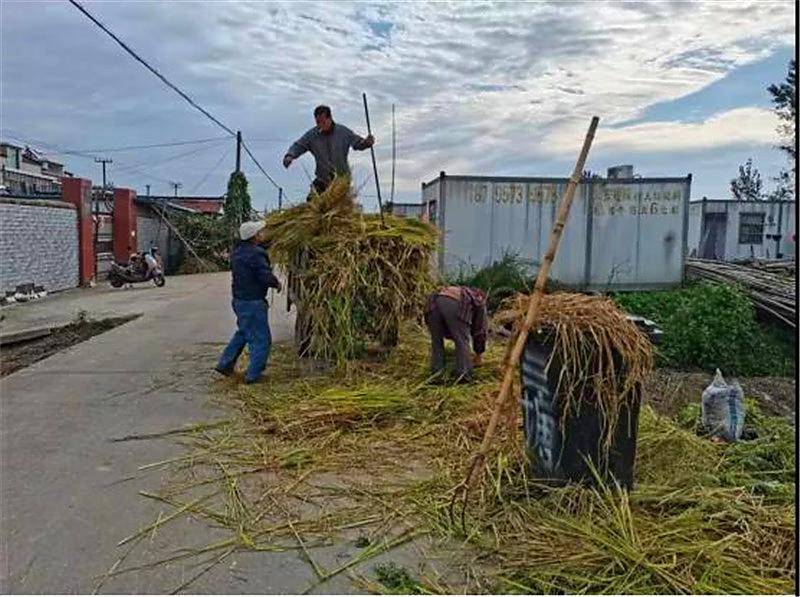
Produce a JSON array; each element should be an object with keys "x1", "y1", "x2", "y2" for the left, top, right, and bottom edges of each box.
[
  {"x1": 496, "y1": 292, "x2": 654, "y2": 453},
  {"x1": 104, "y1": 327, "x2": 794, "y2": 594},
  {"x1": 263, "y1": 177, "x2": 438, "y2": 363}
]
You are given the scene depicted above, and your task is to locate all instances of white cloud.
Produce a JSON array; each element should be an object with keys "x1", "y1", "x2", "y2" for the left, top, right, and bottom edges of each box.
[
  {"x1": 549, "y1": 107, "x2": 781, "y2": 154},
  {"x1": 0, "y1": 0, "x2": 795, "y2": 207}
]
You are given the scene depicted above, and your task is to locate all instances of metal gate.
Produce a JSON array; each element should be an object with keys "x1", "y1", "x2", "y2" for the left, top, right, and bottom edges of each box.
[
  {"x1": 699, "y1": 212, "x2": 727, "y2": 260},
  {"x1": 92, "y1": 188, "x2": 114, "y2": 276}
]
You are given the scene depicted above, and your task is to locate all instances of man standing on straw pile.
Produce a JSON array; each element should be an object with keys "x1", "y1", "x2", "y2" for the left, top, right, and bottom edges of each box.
[
  {"x1": 215, "y1": 221, "x2": 282, "y2": 384},
  {"x1": 282, "y1": 105, "x2": 374, "y2": 197},
  {"x1": 424, "y1": 286, "x2": 488, "y2": 383}
]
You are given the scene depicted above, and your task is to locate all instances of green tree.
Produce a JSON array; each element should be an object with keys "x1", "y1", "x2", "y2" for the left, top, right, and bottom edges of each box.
[
  {"x1": 768, "y1": 59, "x2": 796, "y2": 163},
  {"x1": 224, "y1": 171, "x2": 253, "y2": 231},
  {"x1": 767, "y1": 59, "x2": 796, "y2": 200},
  {"x1": 768, "y1": 169, "x2": 793, "y2": 201},
  {"x1": 730, "y1": 158, "x2": 764, "y2": 201}
]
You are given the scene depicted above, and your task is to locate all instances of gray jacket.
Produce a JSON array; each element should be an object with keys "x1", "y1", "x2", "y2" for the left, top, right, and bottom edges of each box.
[{"x1": 285, "y1": 123, "x2": 370, "y2": 186}]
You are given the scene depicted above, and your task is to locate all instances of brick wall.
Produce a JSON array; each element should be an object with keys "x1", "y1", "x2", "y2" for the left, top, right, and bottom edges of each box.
[{"x1": 0, "y1": 197, "x2": 79, "y2": 293}]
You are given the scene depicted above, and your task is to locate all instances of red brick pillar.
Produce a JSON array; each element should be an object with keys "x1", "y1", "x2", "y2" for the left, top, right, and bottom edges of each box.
[
  {"x1": 62, "y1": 177, "x2": 94, "y2": 286},
  {"x1": 113, "y1": 188, "x2": 138, "y2": 263}
]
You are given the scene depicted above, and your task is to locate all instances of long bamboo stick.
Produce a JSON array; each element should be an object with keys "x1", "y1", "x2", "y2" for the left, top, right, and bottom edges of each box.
[
  {"x1": 362, "y1": 92, "x2": 385, "y2": 228},
  {"x1": 451, "y1": 116, "x2": 600, "y2": 527}
]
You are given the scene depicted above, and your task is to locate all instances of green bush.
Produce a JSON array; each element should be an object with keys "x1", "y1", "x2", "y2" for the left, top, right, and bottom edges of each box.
[
  {"x1": 373, "y1": 562, "x2": 423, "y2": 594},
  {"x1": 448, "y1": 251, "x2": 532, "y2": 312},
  {"x1": 613, "y1": 282, "x2": 795, "y2": 376},
  {"x1": 171, "y1": 212, "x2": 230, "y2": 271}
]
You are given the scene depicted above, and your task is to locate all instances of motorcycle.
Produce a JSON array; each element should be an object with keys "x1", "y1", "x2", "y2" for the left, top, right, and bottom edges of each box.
[{"x1": 108, "y1": 256, "x2": 166, "y2": 288}]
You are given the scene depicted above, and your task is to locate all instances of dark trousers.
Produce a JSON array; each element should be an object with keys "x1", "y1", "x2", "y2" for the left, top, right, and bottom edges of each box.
[
  {"x1": 424, "y1": 295, "x2": 472, "y2": 378},
  {"x1": 306, "y1": 179, "x2": 329, "y2": 202}
]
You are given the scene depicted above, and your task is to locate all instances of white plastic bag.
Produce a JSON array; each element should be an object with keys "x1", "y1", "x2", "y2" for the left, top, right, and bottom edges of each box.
[{"x1": 701, "y1": 369, "x2": 745, "y2": 442}]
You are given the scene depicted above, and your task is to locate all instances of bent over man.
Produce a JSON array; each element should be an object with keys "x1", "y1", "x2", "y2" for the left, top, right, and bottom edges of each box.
[{"x1": 424, "y1": 286, "x2": 488, "y2": 382}]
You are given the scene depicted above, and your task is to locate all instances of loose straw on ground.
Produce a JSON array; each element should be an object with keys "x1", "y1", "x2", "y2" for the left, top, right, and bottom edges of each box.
[{"x1": 450, "y1": 116, "x2": 600, "y2": 528}]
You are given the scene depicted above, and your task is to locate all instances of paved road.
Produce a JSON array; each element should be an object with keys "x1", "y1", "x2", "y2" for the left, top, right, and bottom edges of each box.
[
  {"x1": 1, "y1": 273, "x2": 287, "y2": 335},
  {"x1": 0, "y1": 273, "x2": 353, "y2": 593}
]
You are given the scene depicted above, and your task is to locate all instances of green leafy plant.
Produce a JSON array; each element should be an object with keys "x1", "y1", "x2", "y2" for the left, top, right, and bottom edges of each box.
[
  {"x1": 373, "y1": 562, "x2": 423, "y2": 594},
  {"x1": 224, "y1": 170, "x2": 254, "y2": 230},
  {"x1": 613, "y1": 282, "x2": 795, "y2": 376},
  {"x1": 448, "y1": 251, "x2": 533, "y2": 313},
  {"x1": 170, "y1": 211, "x2": 229, "y2": 272}
]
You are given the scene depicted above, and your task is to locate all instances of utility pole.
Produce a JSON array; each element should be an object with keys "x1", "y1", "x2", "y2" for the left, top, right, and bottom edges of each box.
[
  {"x1": 94, "y1": 157, "x2": 112, "y2": 279},
  {"x1": 278, "y1": 187, "x2": 283, "y2": 210},
  {"x1": 391, "y1": 103, "x2": 396, "y2": 204},
  {"x1": 170, "y1": 181, "x2": 182, "y2": 198},
  {"x1": 235, "y1": 130, "x2": 242, "y2": 173}
]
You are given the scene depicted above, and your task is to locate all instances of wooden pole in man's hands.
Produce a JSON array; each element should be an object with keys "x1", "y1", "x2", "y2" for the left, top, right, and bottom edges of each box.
[
  {"x1": 451, "y1": 116, "x2": 600, "y2": 529},
  {"x1": 362, "y1": 92, "x2": 385, "y2": 227}
]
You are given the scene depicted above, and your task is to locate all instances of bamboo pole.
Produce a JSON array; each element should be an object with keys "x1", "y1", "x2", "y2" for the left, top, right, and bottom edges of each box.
[
  {"x1": 153, "y1": 202, "x2": 215, "y2": 273},
  {"x1": 451, "y1": 116, "x2": 600, "y2": 528},
  {"x1": 362, "y1": 92, "x2": 385, "y2": 227}
]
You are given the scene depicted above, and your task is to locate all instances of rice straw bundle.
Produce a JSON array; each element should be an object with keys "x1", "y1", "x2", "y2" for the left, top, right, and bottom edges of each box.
[
  {"x1": 496, "y1": 292, "x2": 654, "y2": 452},
  {"x1": 264, "y1": 177, "x2": 438, "y2": 363},
  {"x1": 111, "y1": 332, "x2": 794, "y2": 594}
]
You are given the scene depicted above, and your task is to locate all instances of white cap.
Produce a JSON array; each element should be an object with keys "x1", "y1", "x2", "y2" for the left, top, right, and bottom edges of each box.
[{"x1": 239, "y1": 220, "x2": 266, "y2": 240}]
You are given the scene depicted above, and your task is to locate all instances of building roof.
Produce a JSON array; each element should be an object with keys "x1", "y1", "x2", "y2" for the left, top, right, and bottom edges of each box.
[
  {"x1": 689, "y1": 198, "x2": 796, "y2": 204},
  {"x1": 1, "y1": 143, "x2": 65, "y2": 168},
  {"x1": 135, "y1": 195, "x2": 199, "y2": 214},
  {"x1": 422, "y1": 171, "x2": 691, "y2": 188},
  {"x1": 174, "y1": 198, "x2": 224, "y2": 214},
  {"x1": 145, "y1": 195, "x2": 224, "y2": 214}
]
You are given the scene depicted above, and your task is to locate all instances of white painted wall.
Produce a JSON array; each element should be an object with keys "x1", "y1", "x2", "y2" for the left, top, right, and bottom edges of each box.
[{"x1": 687, "y1": 200, "x2": 796, "y2": 261}]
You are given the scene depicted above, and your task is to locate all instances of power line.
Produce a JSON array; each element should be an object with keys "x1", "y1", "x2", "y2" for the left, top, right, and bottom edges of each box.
[
  {"x1": 188, "y1": 145, "x2": 231, "y2": 194},
  {"x1": 242, "y1": 137, "x2": 292, "y2": 144},
  {"x1": 241, "y1": 140, "x2": 281, "y2": 191},
  {"x1": 67, "y1": 0, "x2": 236, "y2": 136},
  {"x1": 66, "y1": 136, "x2": 230, "y2": 153},
  {"x1": 112, "y1": 139, "x2": 228, "y2": 174},
  {"x1": 2, "y1": 130, "x2": 102, "y2": 161},
  {"x1": 2, "y1": 131, "x2": 180, "y2": 186},
  {"x1": 2, "y1": 129, "x2": 226, "y2": 187}
]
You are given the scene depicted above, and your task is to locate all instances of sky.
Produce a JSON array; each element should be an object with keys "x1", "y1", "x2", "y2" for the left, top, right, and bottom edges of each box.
[{"x1": 1, "y1": 0, "x2": 796, "y2": 212}]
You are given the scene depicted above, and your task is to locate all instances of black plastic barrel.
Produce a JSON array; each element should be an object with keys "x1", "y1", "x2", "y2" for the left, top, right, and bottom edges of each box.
[{"x1": 519, "y1": 315, "x2": 660, "y2": 490}]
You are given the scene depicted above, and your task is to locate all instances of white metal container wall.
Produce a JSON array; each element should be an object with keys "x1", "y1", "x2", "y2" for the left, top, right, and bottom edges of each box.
[
  {"x1": 422, "y1": 174, "x2": 691, "y2": 291},
  {"x1": 688, "y1": 199, "x2": 796, "y2": 261}
]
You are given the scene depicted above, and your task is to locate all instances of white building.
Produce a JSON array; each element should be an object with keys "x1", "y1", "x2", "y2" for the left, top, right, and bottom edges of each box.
[
  {"x1": 687, "y1": 199, "x2": 796, "y2": 261},
  {"x1": 0, "y1": 143, "x2": 68, "y2": 195}
]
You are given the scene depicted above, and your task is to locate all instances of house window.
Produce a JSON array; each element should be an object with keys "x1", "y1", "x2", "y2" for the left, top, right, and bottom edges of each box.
[{"x1": 738, "y1": 212, "x2": 765, "y2": 245}]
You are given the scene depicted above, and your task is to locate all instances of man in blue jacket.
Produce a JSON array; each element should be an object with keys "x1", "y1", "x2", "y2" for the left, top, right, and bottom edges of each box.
[{"x1": 216, "y1": 220, "x2": 282, "y2": 384}]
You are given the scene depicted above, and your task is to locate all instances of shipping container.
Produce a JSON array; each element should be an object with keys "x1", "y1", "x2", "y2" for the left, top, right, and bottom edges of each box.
[
  {"x1": 421, "y1": 171, "x2": 692, "y2": 291},
  {"x1": 687, "y1": 199, "x2": 796, "y2": 261}
]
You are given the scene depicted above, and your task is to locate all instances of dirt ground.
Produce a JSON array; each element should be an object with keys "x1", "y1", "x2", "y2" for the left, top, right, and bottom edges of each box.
[
  {"x1": 644, "y1": 368, "x2": 797, "y2": 421},
  {"x1": 1, "y1": 315, "x2": 138, "y2": 377}
]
